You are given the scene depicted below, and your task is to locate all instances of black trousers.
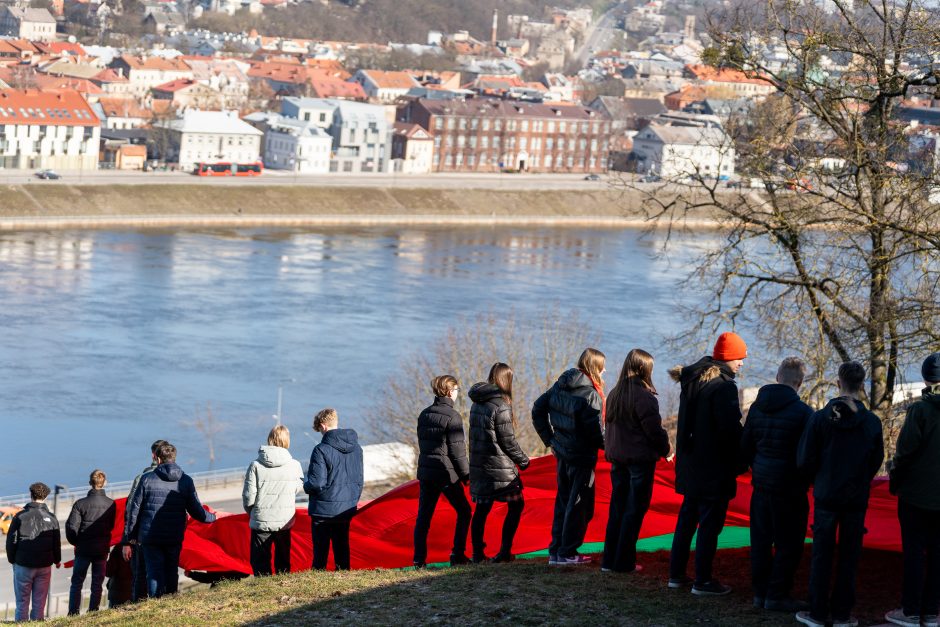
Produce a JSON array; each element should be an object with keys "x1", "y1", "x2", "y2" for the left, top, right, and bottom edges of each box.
[
  {"x1": 311, "y1": 517, "x2": 352, "y2": 571},
  {"x1": 602, "y1": 461, "x2": 655, "y2": 572},
  {"x1": 250, "y1": 526, "x2": 292, "y2": 576},
  {"x1": 130, "y1": 545, "x2": 148, "y2": 602},
  {"x1": 470, "y1": 499, "x2": 524, "y2": 558},
  {"x1": 807, "y1": 506, "x2": 866, "y2": 622},
  {"x1": 413, "y1": 480, "x2": 472, "y2": 565},
  {"x1": 749, "y1": 487, "x2": 809, "y2": 600},
  {"x1": 548, "y1": 458, "x2": 596, "y2": 558},
  {"x1": 669, "y1": 495, "x2": 730, "y2": 585},
  {"x1": 899, "y1": 499, "x2": 940, "y2": 618}
]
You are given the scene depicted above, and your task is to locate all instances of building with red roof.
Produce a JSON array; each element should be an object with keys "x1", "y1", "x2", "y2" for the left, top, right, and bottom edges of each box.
[{"x1": 0, "y1": 89, "x2": 100, "y2": 170}]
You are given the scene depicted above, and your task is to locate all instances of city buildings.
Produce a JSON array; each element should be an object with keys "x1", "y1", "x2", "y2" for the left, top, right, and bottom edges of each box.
[
  {"x1": 0, "y1": 7, "x2": 56, "y2": 41},
  {"x1": 154, "y1": 109, "x2": 263, "y2": 170},
  {"x1": 263, "y1": 115, "x2": 332, "y2": 173},
  {"x1": 632, "y1": 118, "x2": 735, "y2": 180}
]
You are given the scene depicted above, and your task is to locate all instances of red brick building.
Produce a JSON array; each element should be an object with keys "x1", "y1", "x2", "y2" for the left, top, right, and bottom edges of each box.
[{"x1": 397, "y1": 97, "x2": 612, "y2": 173}]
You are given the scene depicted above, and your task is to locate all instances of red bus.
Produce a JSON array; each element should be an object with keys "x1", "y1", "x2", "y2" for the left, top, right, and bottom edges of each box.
[{"x1": 194, "y1": 162, "x2": 263, "y2": 176}]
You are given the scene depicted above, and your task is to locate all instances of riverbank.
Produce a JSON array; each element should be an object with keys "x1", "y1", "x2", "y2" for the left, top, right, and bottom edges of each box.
[{"x1": 0, "y1": 183, "x2": 723, "y2": 230}]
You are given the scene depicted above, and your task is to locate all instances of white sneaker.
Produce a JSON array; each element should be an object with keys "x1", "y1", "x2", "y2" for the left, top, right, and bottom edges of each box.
[
  {"x1": 795, "y1": 611, "x2": 826, "y2": 627},
  {"x1": 885, "y1": 609, "x2": 921, "y2": 627}
]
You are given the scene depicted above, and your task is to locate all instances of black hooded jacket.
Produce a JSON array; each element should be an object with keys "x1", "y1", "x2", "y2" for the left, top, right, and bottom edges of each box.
[
  {"x1": 891, "y1": 384, "x2": 940, "y2": 510},
  {"x1": 5, "y1": 502, "x2": 61, "y2": 568},
  {"x1": 532, "y1": 369, "x2": 604, "y2": 467},
  {"x1": 416, "y1": 396, "x2": 470, "y2": 486},
  {"x1": 468, "y1": 383, "x2": 529, "y2": 498},
  {"x1": 797, "y1": 396, "x2": 884, "y2": 512},
  {"x1": 673, "y1": 356, "x2": 744, "y2": 500},
  {"x1": 741, "y1": 384, "x2": 814, "y2": 495}
]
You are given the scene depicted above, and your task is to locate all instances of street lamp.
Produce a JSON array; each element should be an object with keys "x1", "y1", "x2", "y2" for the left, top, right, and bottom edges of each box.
[{"x1": 272, "y1": 377, "x2": 295, "y2": 425}]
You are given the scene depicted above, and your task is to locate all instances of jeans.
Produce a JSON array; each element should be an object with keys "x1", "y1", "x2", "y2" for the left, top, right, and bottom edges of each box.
[
  {"x1": 669, "y1": 495, "x2": 730, "y2": 585},
  {"x1": 131, "y1": 544, "x2": 148, "y2": 602},
  {"x1": 13, "y1": 564, "x2": 51, "y2": 622},
  {"x1": 749, "y1": 488, "x2": 809, "y2": 600},
  {"x1": 602, "y1": 461, "x2": 656, "y2": 572},
  {"x1": 141, "y1": 543, "x2": 182, "y2": 598},
  {"x1": 470, "y1": 499, "x2": 524, "y2": 558},
  {"x1": 898, "y1": 499, "x2": 940, "y2": 618},
  {"x1": 250, "y1": 527, "x2": 292, "y2": 576},
  {"x1": 807, "y1": 506, "x2": 866, "y2": 622},
  {"x1": 311, "y1": 517, "x2": 351, "y2": 570},
  {"x1": 68, "y1": 554, "x2": 107, "y2": 615},
  {"x1": 413, "y1": 480, "x2": 472, "y2": 564},
  {"x1": 548, "y1": 458, "x2": 596, "y2": 558}
]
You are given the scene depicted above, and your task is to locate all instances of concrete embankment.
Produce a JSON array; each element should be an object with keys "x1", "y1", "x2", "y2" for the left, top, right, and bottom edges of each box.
[{"x1": 0, "y1": 184, "x2": 722, "y2": 230}]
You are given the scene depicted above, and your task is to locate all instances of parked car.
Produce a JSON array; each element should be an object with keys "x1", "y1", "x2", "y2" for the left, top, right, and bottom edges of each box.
[
  {"x1": 0, "y1": 506, "x2": 19, "y2": 534},
  {"x1": 35, "y1": 169, "x2": 60, "y2": 180},
  {"x1": 583, "y1": 174, "x2": 601, "y2": 181}
]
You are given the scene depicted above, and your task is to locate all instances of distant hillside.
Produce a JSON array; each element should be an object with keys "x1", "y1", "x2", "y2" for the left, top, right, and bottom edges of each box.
[{"x1": 191, "y1": 0, "x2": 613, "y2": 45}]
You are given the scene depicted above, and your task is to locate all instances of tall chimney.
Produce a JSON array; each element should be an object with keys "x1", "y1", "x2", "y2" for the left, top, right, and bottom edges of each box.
[{"x1": 491, "y1": 9, "x2": 498, "y2": 46}]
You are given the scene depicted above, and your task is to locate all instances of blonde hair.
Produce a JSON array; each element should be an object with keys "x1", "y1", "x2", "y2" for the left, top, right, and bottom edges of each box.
[
  {"x1": 313, "y1": 408, "x2": 338, "y2": 433},
  {"x1": 776, "y1": 357, "x2": 807, "y2": 389},
  {"x1": 89, "y1": 469, "x2": 106, "y2": 489},
  {"x1": 267, "y1": 424, "x2": 291, "y2": 449},
  {"x1": 578, "y1": 347, "x2": 607, "y2": 392},
  {"x1": 431, "y1": 374, "x2": 459, "y2": 398}
]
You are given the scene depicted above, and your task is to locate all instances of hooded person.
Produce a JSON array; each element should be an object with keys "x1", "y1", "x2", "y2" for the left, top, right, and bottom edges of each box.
[
  {"x1": 122, "y1": 442, "x2": 216, "y2": 599},
  {"x1": 667, "y1": 332, "x2": 747, "y2": 596},
  {"x1": 796, "y1": 362, "x2": 884, "y2": 627},
  {"x1": 533, "y1": 348, "x2": 606, "y2": 566},
  {"x1": 304, "y1": 408, "x2": 364, "y2": 571},
  {"x1": 740, "y1": 357, "x2": 814, "y2": 612},
  {"x1": 884, "y1": 353, "x2": 940, "y2": 627},
  {"x1": 243, "y1": 425, "x2": 304, "y2": 577}
]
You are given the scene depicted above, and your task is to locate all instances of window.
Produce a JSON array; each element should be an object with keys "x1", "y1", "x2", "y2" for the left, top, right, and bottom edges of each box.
[
  {"x1": 455, "y1": 153, "x2": 463, "y2": 166},
  {"x1": 519, "y1": 137, "x2": 527, "y2": 150},
  {"x1": 559, "y1": 122, "x2": 567, "y2": 132},
  {"x1": 482, "y1": 119, "x2": 490, "y2": 131},
  {"x1": 468, "y1": 155, "x2": 475, "y2": 167},
  {"x1": 458, "y1": 118, "x2": 467, "y2": 130},
  {"x1": 470, "y1": 118, "x2": 478, "y2": 130},
  {"x1": 544, "y1": 154, "x2": 552, "y2": 167},
  {"x1": 457, "y1": 135, "x2": 465, "y2": 147},
  {"x1": 447, "y1": 118, "x2": 455, "y2": 130},
  {"x1": 494, "y1": 119, "x2": 502, "y2": 131},
  {"x1": 445, "y1": 154, "x2": 453, "y2": 166},
  {"x1": 520, "y1": 120, "x2": 528, "y2": 131},
  {"x1": 469, "y1": 136, "x2": 477, "y2": 148},
  {"x1": 547, "y1": 138, "x2": 554, "y2": 149},
  {"x1": 481, "y1": 137, "x2": 489, "y2": 149},
  {"x1": 507, "y1": 120, "x2": 516, "y2": 131},
  {"x1": 320, "y1": 113, "x2": 327, "y2": 123},
  {"x1": 547, "y1": 121, "x2": 555, "y2": 133},
  {"x1": 434, "y1": 118, "x2": 443, "y2": 130}
]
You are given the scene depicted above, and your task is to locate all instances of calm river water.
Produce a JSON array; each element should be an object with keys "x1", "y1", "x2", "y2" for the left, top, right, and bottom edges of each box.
[{"x1": 0, "y1": 226, "x2": 767, "y2": 494}]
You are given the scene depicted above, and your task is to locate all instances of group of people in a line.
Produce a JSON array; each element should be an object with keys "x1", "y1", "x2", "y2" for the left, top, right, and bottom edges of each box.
[{"x1": 5, "y1": 335, "x2": 939, "y2": 627}]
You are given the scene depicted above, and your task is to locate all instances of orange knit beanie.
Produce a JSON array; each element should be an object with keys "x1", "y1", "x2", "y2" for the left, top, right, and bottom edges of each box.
[{"x1": 713, "y1": 332, "x2": 748, "y2": 361}]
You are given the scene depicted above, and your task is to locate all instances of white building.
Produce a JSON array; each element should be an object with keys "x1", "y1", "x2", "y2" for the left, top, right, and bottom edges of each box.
[
  {"x1": 281, "y1": 97, "x2": 389, "y2": 173},
  {"x1": 632, "y1": 121, "x2": 735, "y2": 180},
  {"x1": 391, "y1": 122, "x2": 433, "y2": 174},
  {"x1": 351, "y1": 69, "x2": 420, "y2": 104},
  {"x1": 0, "y1": 89, "x2": 100, "y2": 170},
  {"x1": 0, "y1": 7, "x2": 56, "y2": 41},
  {"x1": 157, "y1": 110, "x2": 263, "y2": 171},
  {"x1": 263, "y1": 116, "x2": 332, "y2": 173}
]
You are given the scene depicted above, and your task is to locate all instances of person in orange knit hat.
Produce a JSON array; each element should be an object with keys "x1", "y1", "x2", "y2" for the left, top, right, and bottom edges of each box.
[{"x1": 666, "y1": 332, "x2": 748, "y2": 596}]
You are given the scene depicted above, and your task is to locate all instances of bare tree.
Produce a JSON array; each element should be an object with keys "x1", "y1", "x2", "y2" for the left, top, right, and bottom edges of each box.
[
  {"x1": 186, "y1": 402, "x2": 226, "y2": 469},
  {"x1": 367, "y1": 308, "x2": 600, "y2": 476},
  {"x1": 630, "y1": 0, "x2": 940, "y2": 425}
]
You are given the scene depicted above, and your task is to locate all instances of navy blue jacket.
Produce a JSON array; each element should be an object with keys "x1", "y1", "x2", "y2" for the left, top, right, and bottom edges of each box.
[
  {"x1": 123, "y1": 463, "x2": 216, "y2": 546},
  {"x1": 532, "y1": 369, "x2": 604, "y2": 467},
  {"x1": 741, "y1": 384, "x2": 814, "y2": 495},
  {"x1": 304, "y1": 429, "x2": 364, "y2": 519},
  {"x1": 797, "y1": 396, "x2": 884, "y2": 512}
]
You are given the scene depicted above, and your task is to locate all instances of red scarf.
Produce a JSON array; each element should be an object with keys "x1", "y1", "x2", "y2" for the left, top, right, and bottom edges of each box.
[{"x1": 581, "y1": 369, "x2": 606, "y2": 425}]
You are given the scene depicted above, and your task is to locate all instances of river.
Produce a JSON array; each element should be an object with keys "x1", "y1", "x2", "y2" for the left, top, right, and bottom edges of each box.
[{"x1": 0, "y1": 226, "x2": 764, "y2": 495}]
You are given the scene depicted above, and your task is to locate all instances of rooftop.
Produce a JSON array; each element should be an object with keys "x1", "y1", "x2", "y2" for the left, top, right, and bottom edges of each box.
[
  {"x1": 415, "y1": 97, "x2": 607, "y2": 122},
  {"x1": 163, "y1": 110, "x2": 263, "y2": 135},
  {"x1": 0, "y1": 89, "x2": 99, "y2": 126},
  {"x1": 357, "y1": 69, "x2": 419, "y2": 90}
]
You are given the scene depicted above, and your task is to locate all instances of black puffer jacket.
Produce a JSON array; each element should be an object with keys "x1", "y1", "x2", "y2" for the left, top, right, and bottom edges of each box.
[
  {"x1": 123, "y1": 463, "x2": 216, "y2": 546},
  {"x1": 532, "y1": 369, "x2": 604, "y2": 467},
  {"x1": 417, "y1": 396, "x2": 470, "y2": 486},
  {"x1": 5, "y1": 502, "x2": 61, "y2": 568},
  {"x1": 797, "y1": 396, "x2": 884, "y2": 512},
  {"x1": 673, "y1": 356, "x2": 745, "y2": 500},
  {"x1": 66, "y1": 489, "x2": 117, "y2": 558},
  {"x1": 892, "y1": 384, "x2": 940, "y2": 510},
  {"x1": 468, "y1": 383, "x2": 529, "y2": 498},
  {"x1": 740, "y1": 384, "x2": 814, "y2": 495}
]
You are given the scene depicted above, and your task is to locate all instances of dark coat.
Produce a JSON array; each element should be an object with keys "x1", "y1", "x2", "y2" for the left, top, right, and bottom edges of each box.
[
  {"x1": 740, "y1": 384, "x2": 814, "y2": 495},
  {"x1": 66, "y1": 488, "x2": 117, "y2": 558},
  {"x1": 468, "y1": 383, "x2": 529, "y2": 498},
  {"x1": 891, "y1": 384, "x2": 940, "y2": 510},
  {"x1": 304, "y1": 428, "x2": 364, "y2": 519},
  {"x1": 604, "y1": 377, "x2": 670, "y2": 465},
  {"x1": 532, "y1": 369, "x2": 604, "y2": 467},
  {"x1": 673, "y1": 356, "x2": 745, "y2": 500},
  {"x1": 123, "y1": 463, "x2": 216, "y2": 546},
  {"x1": 5, "y1": 502, "x2": 61, "y2": 568},
  {"x1": 417, "y1": 396, "x2": 470, "y2": 486},
  {"x1": 797, "y1": 396, "x2": 884, "y2": 512}
]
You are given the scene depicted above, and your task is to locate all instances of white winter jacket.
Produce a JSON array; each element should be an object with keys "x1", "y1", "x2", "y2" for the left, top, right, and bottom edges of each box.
[{"x1": 242, "y1": 446, "x2": 304, "y2": 532}]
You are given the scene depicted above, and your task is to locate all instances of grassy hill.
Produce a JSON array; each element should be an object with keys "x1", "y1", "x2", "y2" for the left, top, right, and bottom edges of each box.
[{"x1": 51, "y1": 547, "x2": 902, "y2": 626}]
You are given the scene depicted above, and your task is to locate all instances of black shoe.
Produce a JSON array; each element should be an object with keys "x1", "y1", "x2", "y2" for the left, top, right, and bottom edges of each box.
[
  {"x1": 764, "y1": 598, "x2": 810, "y2": 613},
  {"x1": 691, "y1": 580, "x2": 732, "y2": 596},
  {"x1": 753, "y1": 596, "x2": 766, "y2": 609},
  {"x1": 471, "y1": 553, "x2": 489, "y2": 564},
  {"x1": 450, "y1": 553, "x2": 470, "y2": 566},
  {"x1": 413, "y1": 562, "x2": 426, "y2": 569},
  {"x1": 490, "y1": 552, "x2": 515, "y2": 564},
  {"x1": 668, "y1": 575, "x2": 693, "y2": 589}
]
